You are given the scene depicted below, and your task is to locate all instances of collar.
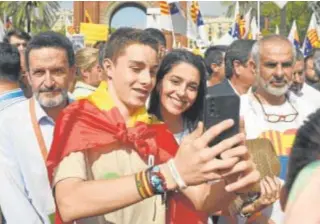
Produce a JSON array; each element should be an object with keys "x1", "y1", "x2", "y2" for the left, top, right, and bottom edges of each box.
[
  {"x1": 227, "y1": 79, "x2": 240, "y2": 96},
  {"x1": 75, "y1": 81, "x2": 97, "y2": 92},
  {"x1": 32, "y1": 94, "x2": 74, "y2": 124},
  {"x1": 32, "y1": 97, "x2": 53, "y2": 124}
]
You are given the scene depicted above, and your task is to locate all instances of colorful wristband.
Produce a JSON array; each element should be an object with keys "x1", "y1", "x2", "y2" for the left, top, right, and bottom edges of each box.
[
  {"x1": 147, "y1": 165, "x2": 168, "y2": 195},
  {"x1": 135, "y1": 170, "x2": 154, "y2": 199}
]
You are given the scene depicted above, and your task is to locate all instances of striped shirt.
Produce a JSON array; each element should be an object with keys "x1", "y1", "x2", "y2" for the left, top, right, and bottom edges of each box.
[{"x1": 0, "y1": 88, "x2": 26, "y2": 112}]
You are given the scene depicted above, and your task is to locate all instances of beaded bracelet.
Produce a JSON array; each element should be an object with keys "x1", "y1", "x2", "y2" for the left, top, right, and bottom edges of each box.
[
  {"x1": 135, "y1": 170, "x2": 154, "y2": 199},
  {"x1": 147, "y1": 165, "x2": 168, "y2": 195}
]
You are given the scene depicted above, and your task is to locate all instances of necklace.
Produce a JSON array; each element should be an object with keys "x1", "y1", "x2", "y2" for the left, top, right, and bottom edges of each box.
[{"x1": 253, "y1": 93, "x2": 299, "y2": 123}]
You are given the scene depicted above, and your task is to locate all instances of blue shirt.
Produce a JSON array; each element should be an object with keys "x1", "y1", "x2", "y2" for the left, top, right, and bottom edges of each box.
[
  {"x1": 0, "y1": 88, "x2": 26, "y2": 111},
  {"x1": 0, "y1": 98, "x2": 56, "y2": 223}
]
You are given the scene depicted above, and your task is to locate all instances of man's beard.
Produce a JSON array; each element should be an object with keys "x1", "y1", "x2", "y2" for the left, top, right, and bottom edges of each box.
[
  {"x1": 258, "y1": 74, "x2": 291, "y2": 97},
  {"x1": 289, "y1": 82, "x2": 303, "y2": 95},
  {"x1": 34, "y1": 88, "x2": 68, "y2": 108}
]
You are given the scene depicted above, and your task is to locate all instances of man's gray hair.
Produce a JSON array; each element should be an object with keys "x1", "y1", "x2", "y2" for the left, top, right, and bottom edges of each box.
[{"x1": 251, "y1": 35, "x2": 297, "y2": 68}]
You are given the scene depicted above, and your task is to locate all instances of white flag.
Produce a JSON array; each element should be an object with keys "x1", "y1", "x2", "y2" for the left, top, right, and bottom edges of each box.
[
  {"x1": 0, "y1": 19, "x2": 5, "y2": 41},
  {"x1": 275, "y1": 25, "x2": 280, "y2": 35}
]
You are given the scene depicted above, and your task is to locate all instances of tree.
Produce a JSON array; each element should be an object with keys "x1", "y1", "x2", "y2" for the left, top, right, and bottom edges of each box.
[
  {"x1": 261, "y1": 2, "x2": 312, "y2": 41},
  {"x1": 221, "y1": 1, "x2": 260, "y2": 17},
  {"x1": 0, "y1": 1, "x2": 60, "y2": 34},
  {"x1": 222, "y1": 1, "x2": 312, "y2": 40}
]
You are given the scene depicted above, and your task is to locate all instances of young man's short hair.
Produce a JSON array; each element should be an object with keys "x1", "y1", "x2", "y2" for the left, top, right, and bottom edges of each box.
[
  {"x1": 0, "y1": 43, "x2": 21, "y2": 82},
  {"x1": 108, "y1": 27, "x2": 135, "y2": 43},
  {"x1": 104, "y1": 28, "x2": 159, "y2": 63},
  {"x1": 25, "y1": 31, "x2": 75, "y2": 71},
  {"x1": 144, "y1": 28, "x2": 166, "y2": 48}
]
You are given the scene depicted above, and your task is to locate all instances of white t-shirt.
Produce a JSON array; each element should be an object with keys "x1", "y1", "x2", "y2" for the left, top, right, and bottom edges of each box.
[
  {"x1": 240, "y1": 91, "x2": 316, "y2": 179},
  {"x1": 296, "y1": 83, "x2": 320, "y2": 109},
  {"x1": 229, "y1": 90, "x2": 317, "y2": 224}
]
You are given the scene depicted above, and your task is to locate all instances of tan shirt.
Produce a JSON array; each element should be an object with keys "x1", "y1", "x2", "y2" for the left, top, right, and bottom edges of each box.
[{"x1": 53, "y1": 147, "x2": 166, "y2": 224}]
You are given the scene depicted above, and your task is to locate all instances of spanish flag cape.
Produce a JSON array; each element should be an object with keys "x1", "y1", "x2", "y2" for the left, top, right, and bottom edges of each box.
[{"x1": 47, "y1": 82, "x2": 207, "y2": 224}]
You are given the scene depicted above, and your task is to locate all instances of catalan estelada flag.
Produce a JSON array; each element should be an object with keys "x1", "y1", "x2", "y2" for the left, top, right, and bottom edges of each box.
[
  {"x1": 47, "y1": 81, "x2": 207, "y2": 224},
  {"x1": 189, "y1": 1, "x2": 208, "y2": 44},
  {"x1": 231, "y1": 1, "x2": 246, "y2": 39},
  {"x1": 288, "y1": 20, "x2": 300, "y2": 49},
  {"x1": 303, "y1": 13, "x2": 319, "y2": 57}
]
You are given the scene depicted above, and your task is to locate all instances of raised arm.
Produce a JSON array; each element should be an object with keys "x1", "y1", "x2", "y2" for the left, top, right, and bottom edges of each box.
[{"x1": 54, "y1": 120, "x2": 259, "y2": 222}]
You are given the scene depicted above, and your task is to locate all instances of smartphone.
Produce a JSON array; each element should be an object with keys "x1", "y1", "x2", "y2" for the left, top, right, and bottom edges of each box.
[{"x1": 203, "y1": 82, "x2": 240, "y2": 147}]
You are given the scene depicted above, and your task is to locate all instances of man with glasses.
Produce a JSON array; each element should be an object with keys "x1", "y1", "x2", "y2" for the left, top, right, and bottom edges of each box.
[{"x1": 238, "y1": 35, "x2": 317, "y2": 223}]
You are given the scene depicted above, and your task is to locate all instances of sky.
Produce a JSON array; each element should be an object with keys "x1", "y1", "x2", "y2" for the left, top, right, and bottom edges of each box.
[{"x1": 59, "y1": 1, "x2": 228, "y2": 28}]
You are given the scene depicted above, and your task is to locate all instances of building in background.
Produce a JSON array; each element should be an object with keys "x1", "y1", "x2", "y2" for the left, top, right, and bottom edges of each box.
[
  {"x1": 73, "y1": 1, "x2": 188, "y2": 49},
  {"x1": 188, "y1": 16, "x2": 233, "y2": 48}
]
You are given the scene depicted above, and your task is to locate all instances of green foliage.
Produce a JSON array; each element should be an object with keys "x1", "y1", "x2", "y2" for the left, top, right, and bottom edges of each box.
[
  {"x1": 222, "y1": 1, "x2": 313, "y2": 41},
  {"x1": 262, "y1": 2, "x2": 312, "y2": 41},
  {"x1": 0, "y1": 1, "x2": 60, "y2": 34},
  {"x1": 55, "y1": 24, "x2": 66, "y2": 36},
  {"x1": 110, "y1": 27, "x2": 117, "y2": 33},
  {"x1": 221, "y1": 1, "x2": 258, "y2": 17}
]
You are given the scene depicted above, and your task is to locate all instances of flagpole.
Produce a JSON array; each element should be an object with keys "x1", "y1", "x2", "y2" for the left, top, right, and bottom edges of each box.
[
  {"x1": 257, "y1": 0, "x2": 260, "y2": 34},
  {"x1": 169, "y1": 12, "x2": 177, "y2": 48}
]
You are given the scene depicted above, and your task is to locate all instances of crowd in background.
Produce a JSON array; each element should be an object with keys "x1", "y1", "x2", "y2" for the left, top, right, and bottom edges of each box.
[{"x1": 0, "y1": 26, "x2": 320, "y2": 224}]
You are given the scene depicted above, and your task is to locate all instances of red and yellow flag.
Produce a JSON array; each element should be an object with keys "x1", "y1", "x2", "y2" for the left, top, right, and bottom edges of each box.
[
  {"x1": 190, "y1": 1, "x2": 200, "y2": 24},
  {"x1": 159, "y1": 1, "x2": 170, "y2": 15},
  {"x1": 47, "y1": 81, "x2": 207, "y2": 224},
  {"x1": 84, "y1": 9, "x2": 93, "y2": 23}
]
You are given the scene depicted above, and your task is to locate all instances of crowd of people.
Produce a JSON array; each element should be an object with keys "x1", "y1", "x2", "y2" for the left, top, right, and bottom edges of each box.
[{"x1": 0, "y1": 26, "x2": 319, "y2": 224}]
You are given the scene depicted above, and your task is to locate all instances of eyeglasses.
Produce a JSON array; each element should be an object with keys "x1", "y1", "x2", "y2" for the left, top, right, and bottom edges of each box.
[{"x1": 253, "y1": 93, "x2": 299, "y2": 123}]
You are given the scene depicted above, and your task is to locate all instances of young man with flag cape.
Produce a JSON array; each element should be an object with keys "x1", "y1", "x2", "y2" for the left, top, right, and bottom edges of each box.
[{"x1": 47, "y1": 28, "x2": 259, "y2": 224}]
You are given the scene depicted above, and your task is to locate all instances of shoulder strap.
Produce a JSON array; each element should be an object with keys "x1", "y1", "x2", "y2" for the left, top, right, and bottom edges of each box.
[{"x1": 29, "y1": 98, "x2": 48, "y2": 161}]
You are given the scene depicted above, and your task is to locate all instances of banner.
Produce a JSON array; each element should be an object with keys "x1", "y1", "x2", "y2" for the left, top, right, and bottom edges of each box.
[{"x1": 80, "y1": 23, "x2": 108, "y2": 45}]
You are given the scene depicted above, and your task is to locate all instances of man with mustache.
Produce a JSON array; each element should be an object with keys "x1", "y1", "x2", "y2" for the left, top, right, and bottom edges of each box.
[
  {"x1": 0, "y1": 31, "x2": 75, "y2": 223},
  {"x1": 304, "y1": 48, "x2": 320, "y2": 89},
  {"x1": 238, "y1": 35, "x2": 317, "y2": 224},
  {"x1": 310, "y1": 49, "x2": 320, "y2": 92}
]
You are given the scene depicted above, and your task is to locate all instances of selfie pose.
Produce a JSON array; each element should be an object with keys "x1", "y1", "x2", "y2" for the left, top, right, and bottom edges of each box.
[{"x1": 47, "y1": 29, "x2": 259, "y2": 224}]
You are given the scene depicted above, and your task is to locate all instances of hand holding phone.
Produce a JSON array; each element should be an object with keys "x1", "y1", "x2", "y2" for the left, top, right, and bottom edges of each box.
[{"x1": 203, "y1": 82, "x2": 240, "y2": 147}]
